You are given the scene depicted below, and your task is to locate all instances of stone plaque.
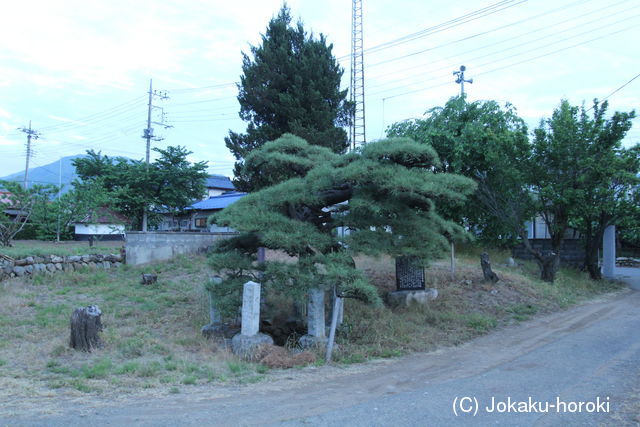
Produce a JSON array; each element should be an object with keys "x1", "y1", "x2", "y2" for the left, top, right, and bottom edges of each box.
[{"x1": 395, "y1": 256, "x2": 425, "y2": 290}]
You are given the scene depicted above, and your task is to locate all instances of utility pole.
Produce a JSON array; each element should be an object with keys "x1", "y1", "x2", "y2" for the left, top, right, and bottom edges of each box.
[
  {"x1": 18, "y1": 121, "x2": 40, "y2": 189},
  {"x1": 56, "y1": 157, "x2": 62, "y2": 243},
  {"x1": 453, "y1": 65, "x2": 473, "y2": 96},
  {"x1": 350, "y1": 0, "x2": 366, "y2": 150},
  {"x1": 141, "y1": 79, "x2": 170, "y2": 232}
]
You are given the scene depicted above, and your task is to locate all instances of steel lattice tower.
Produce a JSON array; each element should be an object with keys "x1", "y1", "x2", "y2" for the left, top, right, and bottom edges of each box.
[{"x1": 350, "y1": 0, "x2": 366, "y2": 150}]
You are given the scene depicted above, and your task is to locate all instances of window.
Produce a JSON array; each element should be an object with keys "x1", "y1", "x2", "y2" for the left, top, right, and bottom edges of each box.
[{"x1": 195, "y1": 217, "x2": 207, "y2": 228}]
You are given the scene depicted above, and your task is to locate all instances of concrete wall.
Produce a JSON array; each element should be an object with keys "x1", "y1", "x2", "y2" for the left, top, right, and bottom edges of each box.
[
  {"x1": 125, "y1": 231, "x2": 236, "y2": 265},
  {"x1": 511, "y1": 238, "x2": 585, "y2": 266}
]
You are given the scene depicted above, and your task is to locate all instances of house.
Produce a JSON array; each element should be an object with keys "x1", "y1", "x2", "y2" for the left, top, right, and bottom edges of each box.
[
  {"x1": 73, "y1": 208, "x2": 128, "y2": 241},
  {"x1": 512, "y1": 216, "x2": 583, "y2": 265},
  {"x1": 205, "y1": 175, "x2": 235, "y2": 198},
  {"x1": 186, "y1": 191, "x2": 247, "y2": 232},
  {"x1": 156, "y1": 174, "x2": 246, "y2": 232}
]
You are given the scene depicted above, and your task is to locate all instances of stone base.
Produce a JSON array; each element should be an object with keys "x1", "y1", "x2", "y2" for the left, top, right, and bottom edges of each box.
[
  {"x1": 231, "y1": 333, "x2": 274, "y2": 359},
  {"x1": 298, "y1": 334, "x2": 328, "y2": 349},
  {"x1": 201, "y1": 322, "x2": 240, "y2": 340},
  {"x1": 387, "y1": 288, "x2": 438, "y2": 308}
]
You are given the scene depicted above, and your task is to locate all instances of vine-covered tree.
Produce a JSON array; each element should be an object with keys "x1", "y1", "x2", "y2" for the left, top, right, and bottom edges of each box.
[
  {"x1": 74, "y1": 146, "x2": 208, "y2": 230},
  {"x1": 208, "y1": 134, "x2": 476, "y2": 316},
  {"x1": 225, "y1": 6, "x2": 351, "y2": 191}
]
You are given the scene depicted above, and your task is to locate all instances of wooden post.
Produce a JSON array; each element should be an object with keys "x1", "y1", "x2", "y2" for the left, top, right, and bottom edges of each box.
[
  {"x1": 69, "y1": 305, "x2": 103, "y2": 352},
  {"x1": 450, "y1": 241, "x2": 456, "y2": 280},
  {"x1": 325, "y1": 286, "x2": 342, "y2": 363},
  {"x1": 480, "y1": 252, "x2": 499, "y2": 283}
]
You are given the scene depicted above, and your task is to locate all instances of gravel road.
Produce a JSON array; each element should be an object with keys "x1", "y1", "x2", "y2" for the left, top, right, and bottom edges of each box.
[{"x1": 2, "y1": 288, "x2": 639, "y2": 426}]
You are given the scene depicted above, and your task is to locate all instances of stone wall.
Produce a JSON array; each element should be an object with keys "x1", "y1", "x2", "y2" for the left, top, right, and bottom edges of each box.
[
  {"x1": 1, "y1": 253, "x2": 124, "y2": 281},
  {"x1": 125, "y1": 231, "x2": 236, "y2": 266},
  {"x1": 511, "y1": 238, "x2": 585, "y2": 266}
]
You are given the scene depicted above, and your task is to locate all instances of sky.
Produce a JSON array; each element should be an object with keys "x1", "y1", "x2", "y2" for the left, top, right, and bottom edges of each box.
[{"x1": 1, "y1": 0, "x2": 639, "y2": 182}]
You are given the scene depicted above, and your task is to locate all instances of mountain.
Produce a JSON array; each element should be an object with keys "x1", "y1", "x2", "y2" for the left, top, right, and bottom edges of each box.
[{"x1": 0, "y1": 155, "x2": 85, "y2": 192}]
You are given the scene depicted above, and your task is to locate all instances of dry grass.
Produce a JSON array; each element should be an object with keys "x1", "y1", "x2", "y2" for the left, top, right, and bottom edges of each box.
[
  {"x1": 0, "y1": 244, "x2": 624, "y2": 398},
  {"x1": 0, "y1": 255, "x2": 269, "y2": 399}
]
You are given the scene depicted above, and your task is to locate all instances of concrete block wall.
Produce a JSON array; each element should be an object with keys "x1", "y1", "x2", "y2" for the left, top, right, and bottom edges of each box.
[
  {"x1": 125, "y1": 232, "x2": 236, "y2": 265},
  {"x1": 511, "y1": 238, "x2": 585, "y2": 266}
]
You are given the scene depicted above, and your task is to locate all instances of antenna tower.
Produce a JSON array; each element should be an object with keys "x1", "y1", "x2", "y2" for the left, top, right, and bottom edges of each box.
[{"x1": 350, "y1": 0, "x2": 366, "y2": 150}]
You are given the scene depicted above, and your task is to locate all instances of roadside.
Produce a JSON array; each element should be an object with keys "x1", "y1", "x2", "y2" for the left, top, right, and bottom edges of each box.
[{"x1": 2, "y1": 289, "x2": 638, "y2": 425}]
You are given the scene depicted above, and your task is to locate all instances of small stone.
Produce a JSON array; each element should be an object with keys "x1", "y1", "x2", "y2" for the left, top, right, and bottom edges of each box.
[
  {"x1": 33, "y1": 256, "x2": 45, "y2": 263},
  {"x1": 67, "y1": 256, "x2": 82, "y2": 263},
  {"x1": 24, "y1": 256, "x2": 35, "y2": 265},
  {"x1": 102, "y1": 262, "x2": 111, "y2": 269},
  {"x1": 55, "y1": 263, "x2": 63, "y2": 271},
  {"x1": 34, "y1": 264, "x2": 45, "y2": 272},
  {"x1": 13, "y1": 266, "x2": 26, "y2": 276},
  {"x1": 88, "y1": 262, "x2": 97, "y2": 269},
  {"x1": 81, "y1": 255, "x2": 91, "y2": 263},
  {"x1": 387, "y1": 288, "x2": 438, "y2": 308},
  {"x1": 25, "y1": 265, "x2": 34, "y2": 274},
  {"x1": 51, "y1": 255, "x2": 64, "y2": 263},
  {"x1": 14, "y1": 259, "x2": 27, "y2": 267},
  {"x1": 45, "y1": 264, "x2": 56, "y2": 272}
]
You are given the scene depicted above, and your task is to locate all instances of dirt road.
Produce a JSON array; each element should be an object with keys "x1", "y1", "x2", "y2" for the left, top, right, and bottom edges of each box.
[{"x1": 3, "y1": 289, "x2": 639, "y2": 426}]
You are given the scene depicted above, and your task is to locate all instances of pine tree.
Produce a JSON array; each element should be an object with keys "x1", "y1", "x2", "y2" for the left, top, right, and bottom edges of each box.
[
  {"x1": 225, "y1": 6, "x2": 350, "y2": 191},
  {"x1": 208, "y1": 134, "x2": 476, "y2": 315}
]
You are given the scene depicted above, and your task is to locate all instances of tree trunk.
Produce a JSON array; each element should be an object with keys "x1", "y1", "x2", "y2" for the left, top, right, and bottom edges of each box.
[
  {"x1": 537, "y1": 252, "x2": 559, "y2": 283},
  {"x1": 480, "y1": 252, "x2": 499, "y2": 282},
  {"x1": 69, "y1": 305, "x2": 103, "y2": 352}
]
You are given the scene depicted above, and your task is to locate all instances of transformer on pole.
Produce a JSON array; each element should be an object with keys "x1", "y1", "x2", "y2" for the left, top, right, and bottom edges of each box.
[{"x1": 350, "y1": 0, "x2": 366, "y2": 150}]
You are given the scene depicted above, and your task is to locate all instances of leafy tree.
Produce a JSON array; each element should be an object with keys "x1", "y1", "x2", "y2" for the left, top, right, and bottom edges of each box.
[
  {"x1": 74, "y1": 146, "x2": 208, "y2": 230},
  {"x1": 545, "y1": 100, "x2": 638, "y2": 279},
  {"x1": 0, "y1": 181, "x2": 55, "y2": 246},
  {"x1": 30, "y1": 180, "x2": 114, "y2": 241},
  {"x1": 225, "y1": 6, "x2": 351, "y2": 191},
  {"x1": 387, "y1": 97, "x2": 536, "y2": 249},
  {"x1": 208, "y1": 134, "x2": 476, "y2": 317},
  {"x1": 528, "y1": 100, "x2": 636, "y2": 281}
]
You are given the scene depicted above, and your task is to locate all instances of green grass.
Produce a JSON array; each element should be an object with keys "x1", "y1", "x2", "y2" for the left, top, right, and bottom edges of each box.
[{"x1": 0, "y1": 240, "x2": 122, "y2": 258}]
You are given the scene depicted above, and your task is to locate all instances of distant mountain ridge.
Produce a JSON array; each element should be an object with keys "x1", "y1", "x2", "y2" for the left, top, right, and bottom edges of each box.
[{"x1": 0, "y1": 155, "x2": 84, "y2": 191}]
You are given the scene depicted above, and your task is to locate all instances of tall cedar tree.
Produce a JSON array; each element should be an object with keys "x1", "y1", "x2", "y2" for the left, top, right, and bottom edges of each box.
[
  {"x1": 207, "y1": 134, "x2": 476, "y2": 316},
  {"x1": 225, "y1": 6, "x2": 350, "y2": 192}
]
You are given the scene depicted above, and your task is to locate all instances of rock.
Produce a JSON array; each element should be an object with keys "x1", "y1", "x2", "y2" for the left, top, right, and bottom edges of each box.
[
  {"x1": 55, "y1": 263, "x2": 63, "y2": 271},
  {"x1": 201, "y1": 322, "x2": 240, "y2": 340},
  {"x1": 88, "y1": 262, "x2": 97, "y2": 269},
  {"x1": 51, "y1": 255, "x2": 64, "y2": 263},
  {"x1": 13, "y1": 266, "x2": 26, "y2": 276},
  {"x1": 298, "y1": 334, "x2": 327, "y2": 349},
  {"x1": 506, "y1": 257, "x2": 516, "y2": 267},
  {"x1": 24, "y1": 256, "x2": 34, "y2": 265},
  {"x1": 33, "y1": 256, "x2": 45, "y2": 263},
  {"x1": 102, "y1": 262, "x2": 111, "y2": 269},
  {"x1": 231, "y1": 333, "x2": 274, "y2": 359},
  {"x1": 387, "y1": 288, "x2": 438, "y2": 308},
  {"x1": 113, "y1": 262, "x2": 122, "y2": 268},
  {"x1": 14, "y1": 259, "x2": 27, "y2": 267},
  {"x1": 34, "y1": 264, "x2": 46, "y2": 272},
  {"x1": 46, "y1": 264, "x2": 56, "y2": 272},
  {"x1": 81, "y1": 255, "x2": 91, "y2": 263},
  {"x1": 63, "y1": 263, "x2": 74, "y2": 272},
  {"x1": 67, "y1": 256, "x2": 82, "y2": 263},
  {"x1": 141, "y1": 273, "x2": 157, "y2": 285},
  {"x1": 24, "y1": 265, "x2": 34, "y2": 274}
]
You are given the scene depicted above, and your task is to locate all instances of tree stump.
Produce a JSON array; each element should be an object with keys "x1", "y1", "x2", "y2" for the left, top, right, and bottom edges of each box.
[
  {"x1": 480, "y1": 252, "x2": 499, "y2": 283},
  {"x1": 69, "y1": 305, "x2": 103, "y2": 352},
  {"x1": 141, "y1": 273, "x2": 157, "y2": 285}
]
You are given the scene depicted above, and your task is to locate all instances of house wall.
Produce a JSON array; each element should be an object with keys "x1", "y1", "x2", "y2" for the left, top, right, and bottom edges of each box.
[
  {"x1": 207, "y1": 188, "x2": 226, "y2": 198},
  {"x1": 125, "y1": 231, "x2": 236, "y2": 265},
  {"x1": 74, "y1": 224, "x2": 125, "y2": 241}
]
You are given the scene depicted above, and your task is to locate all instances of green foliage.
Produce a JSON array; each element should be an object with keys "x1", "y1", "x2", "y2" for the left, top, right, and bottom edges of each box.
[
  {"x1": 225, "y1": 6, "x2": 351, "y2": 191},
  {"x1": 30, "y1": 180, "x2": 114, "y2": 241},
  {"x1": 73, "y1": 146, "x2": 208, "y2": 230},
  {"x1": 532, "y1": 99, "x2": 637, "y2": 279},
  {"x1": 387, "y1": 96, "x2": 533, "y2": 244},
  {"x1": 209, "y1": 135, "x2": 475, "y2": 313},
  {"x1": 0, "y1": 180, "x2": 56, "y2": 246}
]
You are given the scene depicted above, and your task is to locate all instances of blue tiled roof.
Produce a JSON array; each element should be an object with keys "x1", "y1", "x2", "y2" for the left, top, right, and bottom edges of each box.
[
  {"x1": 205, "y1": 174, "x2": 235, "y2": 190},
  {"x1": 187, "y1": 192, "x2": 247, "y2": 211}
]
